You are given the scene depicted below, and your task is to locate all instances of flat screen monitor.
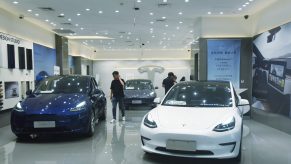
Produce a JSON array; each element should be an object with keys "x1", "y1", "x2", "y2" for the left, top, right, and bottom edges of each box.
[
  {"x1": 268, "y1": 61, "x2": 286, "y2": 92},
  {"x1": 7, "y1": 44, "x2": 15, "y2": 69},
  {"x1": 18, "y1": 47, "x2": 25, "y2": 69},
  {"x1": 26, "y1": 49, "x2": 33, "y2": 70}
]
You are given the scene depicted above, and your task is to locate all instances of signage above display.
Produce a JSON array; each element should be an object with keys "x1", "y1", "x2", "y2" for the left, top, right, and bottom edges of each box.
[{"x1": 0, "y1": 32, "x2": 21, "y2": 44}]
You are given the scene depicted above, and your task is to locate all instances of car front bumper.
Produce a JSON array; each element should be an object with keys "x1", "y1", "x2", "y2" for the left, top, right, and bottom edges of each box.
[
  {"x1": 140, "y1": 124, "x2": 241, "y2": 159},
  {"x1": 11, "y1": 110, "x2": 91, "y2": 135}
]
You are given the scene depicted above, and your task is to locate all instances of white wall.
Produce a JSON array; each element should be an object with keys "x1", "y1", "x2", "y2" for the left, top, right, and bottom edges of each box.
[{"x1": 93, "y1": 60, "x2": 191, "y2": 98}]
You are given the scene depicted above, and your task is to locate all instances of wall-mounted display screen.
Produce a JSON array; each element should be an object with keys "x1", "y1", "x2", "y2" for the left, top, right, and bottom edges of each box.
[
  {"x1": 268, "y1": 62, "x2": 286, "y2": 92},
  {"x1": 26, "y1": 49, "x2": 33, "y2": 70},
  {"x1": 4, "y1": 81, "x2": 19, "y2": 99},
  {"x1": 7, "y1": 44, "x2": 15, "y2": 69},
  {"x1": 18, "y1": 47, "x2": 26, "y2": 69},
  {"x1": 207, "y1": 39, "x2": 241, "y2": 88}
]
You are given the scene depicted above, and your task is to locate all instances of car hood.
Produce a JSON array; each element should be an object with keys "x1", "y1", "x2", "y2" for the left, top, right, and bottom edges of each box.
[
  {"x1": 124, "y1": 89, "x2": 155, "y2": 98},
  {"x1": 21, "y1": 93, "x2": 88, "y2": 114},
  {"x1": 154, "y1": 106, "x2": 235, "y2": 131}
]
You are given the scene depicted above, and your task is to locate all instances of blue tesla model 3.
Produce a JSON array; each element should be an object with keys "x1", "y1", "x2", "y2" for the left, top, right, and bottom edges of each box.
[{"x1": 11, "y1": 75, "x2": 107, "y2": 139}]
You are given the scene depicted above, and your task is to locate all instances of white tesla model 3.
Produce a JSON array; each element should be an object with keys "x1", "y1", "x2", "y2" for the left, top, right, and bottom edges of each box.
[{"x1": 140, "y1": 81, "x2": 250, "y2": 161}]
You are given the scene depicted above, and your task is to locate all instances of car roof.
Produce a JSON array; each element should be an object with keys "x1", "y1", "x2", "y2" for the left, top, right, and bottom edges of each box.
[
  {"x1": 126, "y1": 79, "x2": 152, "y2": 82},
  {"x1": 177, "y1": 80, "x2": 231, "y2": 86}
]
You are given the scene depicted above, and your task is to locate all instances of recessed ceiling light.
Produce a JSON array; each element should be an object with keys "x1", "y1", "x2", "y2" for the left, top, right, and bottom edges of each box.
[
  {"x1": 149, "y1": 12, "x2": 154, "y2": 16},
  {"x1": 147, "y1": 41, "x2": 150, "y2": 43},
  {"x1": 249, "y1": 0, "x2": 253, "y2": 1},
  {"x1": 60, "y1": 13, "x2": 65, "y2": 16},
  {"x1": 86, "y1": 8, "x2": 90, "y2": 11},
  {"x1": 98, "y1": 10, "x2": 103, "y2": 14},
  {"x1": 45, "y1": 19, "x2": 49, "y2": 22},
  {"x1": 61, "y1": 28, "x2": 64, "y2": 30},
  {"x1": 35, "y1": 13, "x2": 39, "y2": 16},
  {"x1": 68, "y1": 18, "x2": 72, "y2": 21},
  {"x1": 77, "y1": 13, "x2": 81, "y2": 16},
  {"x1": 27, "y1": 9, "x2": 32, "y2": 12},
  {"x1": 163, "y1": 0, "x2": 167, "y2": 2},
  {"x1": 176, "y1": 27, "x2": 180, "y2": 30},
  {"x1": 152, "y1": 35, "x2": 155, "y2": 38},
  {"x1": 179, "y1": 21, "x2": 183, "y2": 24},
  {"x1": 105, "y1": 32, "x2": 108, "y2": 35},
  {"x1": 245, "y1": 2, "x2": 250, "y2": 5},
  {"x1": 150, "y1": 28, "x2": 153, "y2": 31},
  {"x1": 115, "y1": 10, "x2": 119, "y2": 13},
  {"x1": 120, "y1": 35, "x2": 123, "y2": 38},
  {"x1": 163, "y1": 32, "x2": 167, "y2": 35},
  {"x1": 220, "y1": 12, "x2": 224, "y2": 15},
  {"x1": 238, "y1": 8, "x2": 242, "y2": 11},
  {"x1": 162, "y1": 16, "x2": 166, "y2": 19},
  {"x1": 165, "y1": 24, "x2": 169, "y2": 27},
  {"x1": 96, "y1": 32, "x2": 99, "y2": 35},
  {"x1": 137, "y1": 0, "x2": 142, "y2": 2},
  {"x1": 207, "y1": 11, "x2": 212, "y2": 15},
  {"x1": 178, "y1": 12, "x2": 183, "y2": 15},
  {"x1": 190, "y1": 30, "x2": 193, "y2": 33},
  {"x1": 136, "y1": 38, "x2": 139, "y2": 41},
  {"x1": 75, "y1": 24, "x2": 79, "y2": 26},
  {"x1": 50, "y1": 22, "x2": 54, "y2": 25},
  {"x1": 13, "y1": 1, "x2": 18, "y2": 4},
  {"x1": 150, "y1": 21, "x2": 154, "y2": 24},
  {"x1": 185, "y1": 0, "x2": 189, "y2": 2},
  {"x1": 128, "y1": 32, "x2": 132, "y2": 35},
  {"x1": 243, "y1": 4, "x2": 246, "y2": 7},
  {"x1": 80, "y1": 27, "x2": 84, "y2": 30}
]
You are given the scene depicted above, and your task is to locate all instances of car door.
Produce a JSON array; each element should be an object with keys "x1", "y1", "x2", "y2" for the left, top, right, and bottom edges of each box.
[{"x1": 90, "y1": 78, "x2": 105, "y2": 117}]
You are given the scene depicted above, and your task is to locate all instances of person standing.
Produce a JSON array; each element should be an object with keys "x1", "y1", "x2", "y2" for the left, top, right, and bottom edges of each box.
[
  {"x1": 162, "y1": 72, "x2": 175, "y2": 94},
  {"x1": 110, "y1": 71, "x2": 126, "y2": 123}
]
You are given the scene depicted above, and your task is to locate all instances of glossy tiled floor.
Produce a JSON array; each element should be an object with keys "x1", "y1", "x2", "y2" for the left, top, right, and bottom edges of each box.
[{"x1": 1, "y1": 107, "x2": 291, "y2": 164}]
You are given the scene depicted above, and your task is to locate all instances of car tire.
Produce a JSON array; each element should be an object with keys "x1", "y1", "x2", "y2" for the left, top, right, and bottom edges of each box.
[
  {"x1": 100, "y1": 106, "x2": 107, "y2": 121},
  {"x1": 86, "y1": 110, "x2": 95, "y2": 137}
]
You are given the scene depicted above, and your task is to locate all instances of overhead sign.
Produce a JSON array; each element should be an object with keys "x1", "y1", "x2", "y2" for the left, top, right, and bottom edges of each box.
[{"x1": 207, "y1": 39, "x2": 241, "y2": 88}]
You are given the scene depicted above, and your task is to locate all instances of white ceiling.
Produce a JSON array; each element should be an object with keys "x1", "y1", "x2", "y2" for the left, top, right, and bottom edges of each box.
[{"x1": 0, "y1": 0, "x2": 276, "y2": 51}]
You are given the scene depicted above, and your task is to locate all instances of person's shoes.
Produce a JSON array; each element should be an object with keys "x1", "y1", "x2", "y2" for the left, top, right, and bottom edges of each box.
[
  {"x1": 110, "y1": 119, "x2": 116, "y2": 123},
  {"x1": 122, "y1": 116, "x2": 126, "y2": 121}
]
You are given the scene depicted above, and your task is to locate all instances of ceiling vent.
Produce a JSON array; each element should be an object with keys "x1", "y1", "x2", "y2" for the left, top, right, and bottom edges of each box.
[
  {"x1": 119, "y1": 31, "x2": 126, "y2": 34},
  {"x1": 156, "y1": 19, "x2": 166, "y2": 22},
  {"x1": 157, "y1": 3, "x2": 171, "y2": 8},
  {"x1": 61, "y1": 22, "x2": 72, "y2": 26},
  {"x1": 58, "y1": 15, "x2": 65, "y2": 18},
  {"x1": 53, "y1": 29, "x2": 75, "y2": 34},
  {"x1": 38, "y1": 7, "x2": 55, "y2": 11},
  {"x1": 125, "y1": 40, "x2": 132, "y2": 43}
]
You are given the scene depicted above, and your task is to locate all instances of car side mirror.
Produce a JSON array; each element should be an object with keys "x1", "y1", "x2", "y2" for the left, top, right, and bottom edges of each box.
[
  {"x1": 154, "y1": 97, "x2": 161, "y2": 104},
  {"x1": 238, "y1": 99, "x2": 250, "y2": 115},
  {"x1": 26, "y1": 90, "x2": 32, "y2": 96},
  {"x1": 154, "y1": 86, "x2": 159, "y2": 90}
]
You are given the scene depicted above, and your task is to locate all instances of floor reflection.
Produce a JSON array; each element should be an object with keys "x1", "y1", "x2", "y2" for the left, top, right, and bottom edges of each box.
[{"x1": 1, "y1": 107, "x2": 291, "y2": 164}]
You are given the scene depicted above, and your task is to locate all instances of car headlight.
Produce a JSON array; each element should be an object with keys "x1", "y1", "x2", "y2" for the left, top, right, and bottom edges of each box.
[
  {"x1": 213, "y1": 117, "x2": 235, "y2": 132},
  {"x1": 144, "y1": 113, "x2": 157, "y2": 128},
  {"x1": 149, "y1": 92, "x2": 155, "y2": 97},
  {"x1": 70, "y1": 101, "x2": 86, "y2": 112},
  {"x1": 14, "y1": 102, "x2": 24, "y2": 112}
]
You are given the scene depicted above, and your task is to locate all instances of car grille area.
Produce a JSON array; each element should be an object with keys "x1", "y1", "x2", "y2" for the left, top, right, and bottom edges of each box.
[{"x1": 155, "y1": 147, "x2": 214, "y2": 156}]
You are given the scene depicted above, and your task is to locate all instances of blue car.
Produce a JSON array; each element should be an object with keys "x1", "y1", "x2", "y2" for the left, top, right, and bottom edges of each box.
[{"x1": 11, "y1": 75, "x2": 107, "y2": 139}]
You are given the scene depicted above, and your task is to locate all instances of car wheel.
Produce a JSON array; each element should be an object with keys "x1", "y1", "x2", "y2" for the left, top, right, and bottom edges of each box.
[
  {"x1": 100, "y1": 106, "x2": 107, "y2": 121},
  {"x1": 86, "y1": 110, "x2": 95, "y2": 137}
]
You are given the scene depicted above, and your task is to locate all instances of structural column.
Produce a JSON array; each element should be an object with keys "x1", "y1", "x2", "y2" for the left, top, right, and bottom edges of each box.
[{"x1": 55, "y1": 34, "x2": 69, "y2": 75}]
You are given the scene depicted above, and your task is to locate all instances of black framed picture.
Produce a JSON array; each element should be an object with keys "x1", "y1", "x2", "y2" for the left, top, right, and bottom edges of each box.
[
  {"x1": 7, "y1": 44, "x2": 15, "y2": 69},
  {"x1": 26, "y1": 49, "x2": 33, "y2": 70},
  {"x1": 18, "y1": 47, "x2": 26, "y2": 69}
]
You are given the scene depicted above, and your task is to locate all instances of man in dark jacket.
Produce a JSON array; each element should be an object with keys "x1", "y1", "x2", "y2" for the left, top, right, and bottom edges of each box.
[
  {"x1": 162, "y1": 72, "x2": 175, "y2": 94},
  {"x1": 110, "y1": 71, "x2": 126, "y2": 123}
]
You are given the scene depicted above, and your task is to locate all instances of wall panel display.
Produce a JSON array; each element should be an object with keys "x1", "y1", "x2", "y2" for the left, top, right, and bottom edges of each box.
[
  {"x1": 33, "y1": 43, "x2": 56, "y2": 81},
  {"x1": 26, "y1": 49, "x2": 33, "y2": 70},
  {"x1": 18, "y1": 47, "x2": 25, "y2": 69},
  {"x1": 0, "y1": 31, "x2": 34, "y2": 110},
  {"x1": 7, "y1": 44, "x2": 15, "y2": 69},
  {"x1": 4, "y1": 82, "x2": 19, "y2": 99},
  {"x1": 252, "y1": 22, "x2": 291, "y2": 118},
  {"x1": 207, "y1": 39, "x2": 241, "y2": 88}
]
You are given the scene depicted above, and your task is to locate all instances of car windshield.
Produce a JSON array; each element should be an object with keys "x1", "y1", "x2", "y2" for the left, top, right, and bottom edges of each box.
[
  {"x1": 125, "y1": 80, "x2": 153, "y2": 90},
  {"x1": 162, "y1": 82, "x2": 233, "y2": 107},
  {"x1": 34, "y1": 76, "x2": 89, "y2": 94}
]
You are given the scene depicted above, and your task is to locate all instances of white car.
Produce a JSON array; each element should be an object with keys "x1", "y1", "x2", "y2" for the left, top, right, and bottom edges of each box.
[{"x1": 140, "y1": 81, "x2": 250, "y2": 161}]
